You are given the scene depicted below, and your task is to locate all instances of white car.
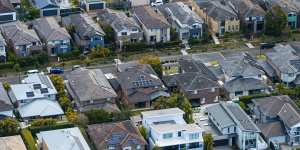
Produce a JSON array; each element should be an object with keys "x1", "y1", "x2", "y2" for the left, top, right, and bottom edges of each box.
[
  {"x1": 26, "y1": 69, "x2": 39, "y2": 75},
  {"x1": 151, "y1": 0, "x2": 163, "y2": 6}
]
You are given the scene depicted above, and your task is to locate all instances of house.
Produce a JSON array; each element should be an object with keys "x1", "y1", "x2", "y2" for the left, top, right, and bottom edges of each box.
[
  {"x1": 250, "y1": 95, "x2": 300, "y2": 147},
  {"x1": 62, "y1": 13, "x2": 105, "y2": 51},
  {"x1": 206, "y1": 102, "x2": 267, "y2": 150},
  {"x1": 0, "y1": 82, "x2": 13, "y2": 117},
  {"x1": 97, "y1": 8, "x2": 143, "y2": 44},
  {"x1": 0, "y1": 21, "x2": 42, "y2": 57},
  {"x1": 0, "y1": 32, "x2": 6, "y2": 62},
  {"x1": 0, "y1": 0, "x2": 16, "y2": 24},
  {"x1": 266, "y1": 44, "x2": 300, "y2": 85},
  {"x1": 87, "y1": 120, "x2": 147, "y2": 150},
  {"x1": 227, "y1": 0, "x2": 266, "y2": 33},
  {"x1": 37, "y1": 127, "x2": 90, "y2": 150},
  {"x1": 116, "y1": 63, "x2": 169, "y2": 108},
  {"x1": 31, "y1": 0, "x2": 60, "y2": 17},
  {"x1": 196, "y1": 0, "x2": 240, "y2": 36},
  {"x1": 80, "y1": 0, "x2": 106, "y2": 12},
  {"x1": 9, "y1": 0, "x2": 21, "y2": 8},
  {"x1": 141, "y1": 108, "x2": 204, "y2": 150},
  {"x1": 129, "y1": 0, "x2": 149, "y2": 7},
  {"x1": 65, "y1": 68, "x2": 119, "y2": 112},
  {"x1": 32, "y1": 17, "x2": 71, "y2": 56},
  {"x1": 9, "y1": 73, "x2": 64, "y2": 119},
  {"x1": 158, "y1": 2, "x2": 203, "y2": 40},
  {"x1": 0, "y1": 135, "x2": 27, "y2": 150},
  {"x1": 132, "y1": 6, "x2": 170, "y2": 44}
]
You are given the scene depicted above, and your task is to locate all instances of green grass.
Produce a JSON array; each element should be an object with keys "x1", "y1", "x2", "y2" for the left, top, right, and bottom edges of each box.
[{"x1": 20, "y1": 128, "x2": 37, "y2": 150}]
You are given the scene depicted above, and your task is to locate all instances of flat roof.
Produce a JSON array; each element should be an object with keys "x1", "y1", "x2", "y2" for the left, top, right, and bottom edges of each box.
[{"x1": 141, "y1": 108, "x2": 184, "y2": 117}]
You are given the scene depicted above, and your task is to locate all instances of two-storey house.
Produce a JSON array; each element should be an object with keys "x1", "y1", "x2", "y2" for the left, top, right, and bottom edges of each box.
[
  {"x1": 31, "y1": 0, "x2": 60, "y2": 17},
  {"x1": 97, "y1": 8, "x2": 143, "y2": 44},
  {"x1": 142, "y1": 108, "x2": 204, "y2": 150},
  {"x1": 158, "y1": 2, "x2": 204, "y2": 40},
  {"x1": 133, "y1": 6, "x2": 170, "y2": 44},
  {"x1": 62, "y1": 13, "x2": 105, "y2": 51},
  {"x1": 32, "y1": 17, "x2": 71, "y2": 56},
  {"x1": 0, "y1": 21, "x2": 42, "y2": 57}
]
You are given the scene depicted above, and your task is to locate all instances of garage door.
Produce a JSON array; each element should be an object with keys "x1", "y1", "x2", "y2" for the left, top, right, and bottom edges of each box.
[
  {"x1": 89, "y1": 3, "x2": 104, "y2": 10},
  {"x1": 0, "y1": 15, "x2": 13, "y2": 22},
  {"x1": 214, "y1": 139, "x2": 229, "y2": 146},
  {"x1": 43, "y1": 9, "x2": 58, "y2": 16}
]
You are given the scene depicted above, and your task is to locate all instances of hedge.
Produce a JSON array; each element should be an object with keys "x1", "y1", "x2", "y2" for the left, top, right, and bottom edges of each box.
[
  {"x1": 29, "y1": 122, "x2": 74, "y2": 135},
  {"x1": 0, "y1": 62, "x2": 14, "y2": 69},
  {"x1": 21, "y1": 129, "x2": 37, "y2": 150}
]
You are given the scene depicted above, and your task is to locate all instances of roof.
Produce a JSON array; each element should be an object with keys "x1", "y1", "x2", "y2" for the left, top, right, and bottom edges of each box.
[
  {"x1": 141, "y1": 108, "x2": 184, "y2": 118},
  {"x1": 98, "y1": 9, "x2": 141, "y2": 33},
  {"x1": 151, "y1": 123, "x2": 201, "y2": 133},
  {"x1": 66, "y1": 68, "x2": 117, "y2": 102},
  {"x1": 37, "y1": 127, "x2": 90, "y2": 150},
  {"x1": 278, "y1": 103, "x2": 300, "y2": 128},
  {"x1": 0, "y1": 0, "x2": 15, "y2": 13},
  {"x1": 133, "y1": 6, "x2": 170, "y2": 29},
  {"x1": 0, "y1": 21, "x2": 40, "y2": 46},
  {"x1": 32, "y1": 17, "x2": 71, "y2": 42},
  {"x1": 269, "y1": 0, "x2": 300, "y2": 13},
  {"x1": 62, "y1": 14, "x2": 105, "y2": 39},
  {"x1": 0, "y1": 135, "x2": 27, "y2": 150},
  {"x1": 176, "y1": 72, "x2": 220, "y2": 90},
  {"x1": 18, "y1": 99, "x2": 64, "y2": 118},
  {"x1": 196, "y1": 0, "x2": 238, "y2": 21},
  {"x1": 207, "y1": 102, "x2": 260, "y2": 132},
  {"x1": 224, "y1": 77, "x2": 267, "y2": 93},
  {"x1": 158, "y1": 2, "x2": 203, "y2": 27},
  {"x1": 87, "y1": 120, "x2": 147, "y2": 150},
  {"x1": 32, "y1": 0, "x2": 58, "y2": 9},
  {"x1": 257, "y1": 121, "x2": 286, "y2": 139},
  {"x1": 0, "y1": 82, "x2": 12, "y2": 113},
  {"x1": 228, "y1": 0, "x2": 265, "y2": 17}
]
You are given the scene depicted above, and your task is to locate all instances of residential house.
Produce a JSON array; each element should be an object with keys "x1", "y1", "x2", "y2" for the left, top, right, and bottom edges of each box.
[
  {"x1": 196, "y1": 0, "x2": 240, "y2": 36},
  {"x1": 162, "y1": 58, "x2": 225, "y2": 107},
  {"x1": 0, "y1": 82, "x2": 13, "y2": 118},
  {"x1": 206, "y1": 102, "x2": 267, "y2": 150},
  {"x1": 31, "y1": 0, "x2": 60, "y2": 17},
  {"x1": 32, "y1": 17, "x2": 71, "y2": 56},
  {"x1": 141, "y1": 108, "x2": 204, "y2": 150},
  {"x1": 0, "y1": 0, "x2": 16, "y2": 23},
  {"x1": 37, "y1": 127, "x2": 91, "y2": 150},
  {"x1": 8, "y1": 73, "x2": 64, "y2": 120},
  {"x1": 133, "y1": 6, "x2": 170, "y2": 44},
  {"x1": 9, "y1": 0, "x2": 21, "y2": 8},
  {"x1": 220, "y1": 53, "x2": 268, "y2": 100},
  {"x1": 0, "y1": 32, "x2": 6, "y2": 62},
  {"x1": 62, "y1": 13, "x2": 105, "y2": 51},
  {"x1": 266, "y1": 44, "x2": 300, "y2": 85},
  {"x1": 0, "y1": 135, "x2": 27, "y2": 150},
  {"x1": 227, "y1": 0, "x2": 266, "y2": 33},
  {"x1": 65, "y1": 68, "x2": 119, "y2": 112},
  {"x1": 0, "y1": 21, "x2": 42, "y2": 57},
  {"x1": 116, "y1": 63, "x2": 169, "y2": 108},
  {"x1": 158, "y1": 2, "x2": 203, "y2": 40},
  {"x1": 80, "y1": 0, "x2": 106, "y2": 12},
  {"x1": 87, "y1": 120, "x2": 147, "y2": 150},
  {"x1": 250, "y1": 95, "x2": 300, "y2": 147},
  {"x1": 97, "y1": 8, "x2": 143, "y2": 44}
]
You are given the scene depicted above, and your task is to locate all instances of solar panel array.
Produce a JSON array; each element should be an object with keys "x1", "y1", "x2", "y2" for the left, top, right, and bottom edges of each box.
[
  {"x1": 33, "y1": 84, "x2": 42, "y2": 89},
  {"x1": 132, "y1": 75, "x2": 154, "y2": 88}
]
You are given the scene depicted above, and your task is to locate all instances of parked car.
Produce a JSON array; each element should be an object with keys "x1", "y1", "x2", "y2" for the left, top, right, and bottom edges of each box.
[
  {"x1": 151, "y1": 0, "x2": 163, "y2": 6},
  {"x1": 48, "y1": 67, "x2": 64, "y2": 74},
  {"x1": 260, "y1": 43, "x2": 275, "y2": 49}
]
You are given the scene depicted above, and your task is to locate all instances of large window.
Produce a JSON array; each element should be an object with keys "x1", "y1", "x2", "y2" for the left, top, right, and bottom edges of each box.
[
  {"x1": 163, "y1": 133, "x2": 173, "y2": 139},
  {"x1": 189, "y1": 142, "x2": 200, "y2": 149},
  {"x1": 189, "y1": 133, "x2": 199, "y2": 140}
]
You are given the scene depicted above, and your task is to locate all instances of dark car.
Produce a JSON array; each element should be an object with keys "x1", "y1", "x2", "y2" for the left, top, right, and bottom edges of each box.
[
  {"x1": 50, "y1": 67, "x2": 64, "y2": 74},
  {"x1": 260, "y1": 43, "x2": 275, "y2": 49}
]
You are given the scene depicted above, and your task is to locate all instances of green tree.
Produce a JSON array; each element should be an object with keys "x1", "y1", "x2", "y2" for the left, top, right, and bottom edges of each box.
[
  {"x1": 71, "y1": 0, "x2": 79, "y2": 7},
  {"x1": 31, "y1": 118, "x2": 57, "y2": 127},
  {"x1": 139, "y1": 126, "x2": 147, "y2": 140},
  {"x1": 139, "y1": 55, "x2": 162, "y2": 77},
  {"x1": 0, "y1": 118, "x2": 19, "y2": 136},
  {"x1": 58, "y1": 96, "x2": 72, "y2": 111},
  {"x1": 265, "y1": 5, "x2": 287, "y2": 36},
  {"x1": 85, "y1": 109, "x2": 112, "y2": 124},
  {"x1": 66, "y1": 108, "x2": 78, "y2": 124},
  {"x1": 203, "y1": 133, "x2": 213, "y2": 150},
  {"x1": 170, "y1": 28, "x2": 179, "y2": 41},
  {"x1": 2, "y1": 82, "x2": 11, "y2": 92}
]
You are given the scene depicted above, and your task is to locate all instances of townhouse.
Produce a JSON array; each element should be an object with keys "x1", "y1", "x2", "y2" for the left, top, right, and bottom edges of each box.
[
  {"x1": 133, "y1": 6, "x2": 170, "y2": 44},
  {"x1": 97, "y1": 8, "x2": 143, "y2": 44},
  {"x1": 0, "y1": 0, "x2": 16, "y2": 24},
  {"x1": 158, "y1": 2, "x2": 204, "y2": 40},
  {"x1": 141, "y1": 108, "x2": 203, "y2": 150},
  {"x1": 31, "y1": 17, "x2": 71, "y2": 56},
  {"x1": 0, "y1": 21, "x2": 42, "y2": 57},
  {"x1": 196, "y1": 0, "x2": 240, "y2": 36},
  {"x1": 62, "y1": 13, "x2": 105, "y2": 51},
  {"x1": 206, "y1": 102, "x2": 267, "y2": 150}
]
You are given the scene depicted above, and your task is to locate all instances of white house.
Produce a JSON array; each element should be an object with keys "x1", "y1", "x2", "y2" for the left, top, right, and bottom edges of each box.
[{"x1": 141, "y1": 108, "x2": 204, "y2": 150}]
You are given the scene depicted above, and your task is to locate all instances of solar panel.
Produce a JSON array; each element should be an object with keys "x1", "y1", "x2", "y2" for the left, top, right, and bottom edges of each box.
[
  {"x1": 40, "y1": 88, "x2": 49, "y2": 94},
  {"x1": 33, "y1": 84, "x2": 41, "y2": 89},
  {"x1": 26, "y1": 92, "x2": 35, "y2": 97}
]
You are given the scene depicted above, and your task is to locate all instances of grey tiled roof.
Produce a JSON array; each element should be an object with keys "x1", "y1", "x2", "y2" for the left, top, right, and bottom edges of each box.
[
  {"x1": 224, "y1": 77, "x2": 267, "y2": 93},
  {"x1": 158, "y1": 2, "x2": 203, "y2": 26},
  {"x1": 0, "y1": 21, "x2": 41, "y2": 46},
  {"x1": 32, "y1": 17, "x2": 71, "y2": 42},
  {"x1": 206, "y1": 103, "x2": 235, "y2": 129},
  {"x1": 228, "y1": 0, "x2": 265, "y2": 17},
  {"x1": 257, "y1": 121, "x2": 286, "y2": 139},
  {"x1": 133, "y1": 6, "x2": 170, "y2": 29},
  {"x1": 278, "y1": 103, "x2": 300, "y2": 128},
  {"x1": 32, "y1": 0, "x2": 58, "y2": 9},
  {"x1": 0, "y1": 0, "x2": 15, "y2": 13}
]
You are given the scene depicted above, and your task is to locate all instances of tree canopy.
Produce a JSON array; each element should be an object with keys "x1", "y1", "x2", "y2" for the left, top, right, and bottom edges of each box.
[
  {"x1": 139, "y1": 55, "x2": 162, "y2": 77},
  {"x1": 265, "y1": 5, "x2": 288, "y2": 36},
  {"x1": 203, "y1": 133, "x2": 213, "y2": 150}
]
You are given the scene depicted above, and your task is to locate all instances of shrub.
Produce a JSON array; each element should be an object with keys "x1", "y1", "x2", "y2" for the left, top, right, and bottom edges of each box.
[
  {"x1": 85, "y1": 109, "x2": 112, "y2": 124},
  {"x1": 31, "y1": 118, "x2": 57, "y2": 127},
  {"x1": 0, "y1": 118, "x2": 19, "y2": 136},
  {"x1": 29, "y1": 122, "x2": 74, "y2": 135},
  {"x1": 21, "y1": 129, "x2": 37, "y2": 150},
  {"x1": 0, "y1": 62, "x2": 14, "y2": 69}
]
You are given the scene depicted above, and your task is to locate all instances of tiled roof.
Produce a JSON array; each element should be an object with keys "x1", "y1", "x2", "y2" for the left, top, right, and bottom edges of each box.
[{"x1": 0, "y1": 0, "x2": 15, "y2": 13}]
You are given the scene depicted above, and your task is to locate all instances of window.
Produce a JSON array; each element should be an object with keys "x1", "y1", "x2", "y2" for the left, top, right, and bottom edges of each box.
[
  {"x1": 189, "y1": 142, "x2": 200, "y2": 149},
  {"x1": 189, "y1": 133, "x2": 199, "y2": 140},
  {"x1": 235, "y1": 91, "x2": 243, "y2": 96},
  {"x1": 123, "y1": 147, "x2": 131, "y2": 150},
  {"x1": 121, "y1": 32, "x2": 127, "y2": 36},
  {"x1": 132, "y1": 28, "x2": 138, "y2": 32},
  {"x1": 108, "y1": 146, "x2": 115, "y2": 150},
  {"x1": 136, "y1": 145, "x2": 141, "y2": 150},
  {"x1": 228, "y1": 128, "x2": 230, "y2": 133},
  {"x1": 201, "y1": 98, "x2": 206, "y2": 104},
  {"x1": 163, "y1": 133, "x2": 173, "y2": 139},
  {"x1": 178, "y1": 131, "x2": 182, "y2": 137}
]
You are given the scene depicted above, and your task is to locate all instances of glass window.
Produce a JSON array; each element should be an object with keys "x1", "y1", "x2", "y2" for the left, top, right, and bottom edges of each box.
[
  {"x1": 178, "y1": 131, "x2": 182, "y2": 137},
  {"x1": 121, "y1": 32, "x2": 127, "y2": 36},
  {"x1": 189, "y1": 133, "x2": 199, "y2": 140},
  {"x1": 163, "y1": 133, "x2": 173, "y2": 139},
  {"x1": 189, "y1": 142, "x2": 200, "y2": 149}
]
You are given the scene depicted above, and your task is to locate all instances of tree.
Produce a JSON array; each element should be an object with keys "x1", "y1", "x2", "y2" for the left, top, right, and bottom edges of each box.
[
  {"x1": 0, "y1": 118, "x2": 19, "y2": 136},
  {"x1": 91, "y1": 45, "x2": 110, "y2": 58},
  {"x1": 76, "y1": 113, "x2": 89, "y2": 127},
  {"x1": 203, "y1": 133, "x2": 213, "y2": 150},
  {"x1": 66, "y1": 108, "x2": 78, "y2": 124},
  {"x1": 139, "y1": 126, "x2": 147, "y2": 140},
  {"x1": 170, "y1": 28, "x2": 179, "y2": 41},
  {"x1": 85, "y1": 109, "x2": 112, "y2": 124},
  {"x1": 58, "y1": 96, "x2": 72, "y2": 111},
  {"x1": 265, "y1": 5, "x2": 287, "y2": 36},
  {"x1": 71, "y1": 0, "x2": 79, "y2": 7},
  {"x1": 31, "y1": 118, "x2": 57, "y2": 127},
  {"x1": 139, "y1": 55, "x2": 162, "y2": 77},
  {"x1": 2, "y1": 82, "x2": 11, "y2": 92}
]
